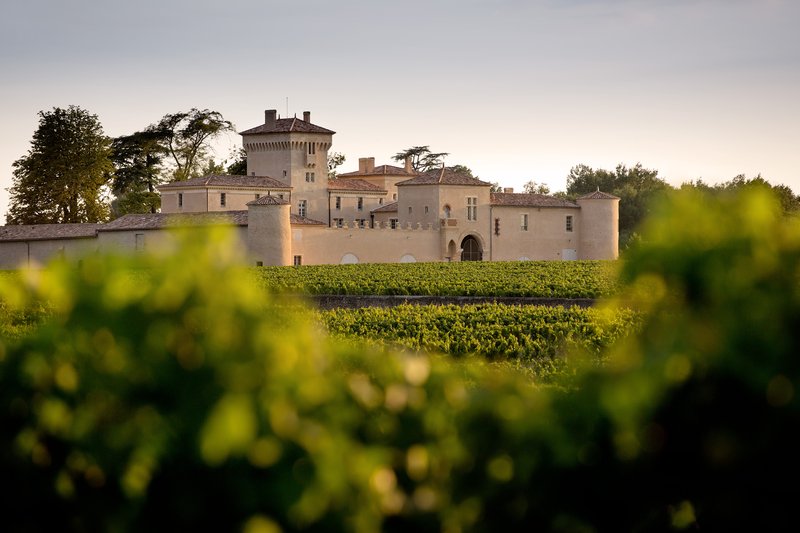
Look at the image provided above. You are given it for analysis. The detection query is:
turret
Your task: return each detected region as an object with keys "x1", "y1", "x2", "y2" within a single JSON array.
[
  {"x1": 246, "y1": 195, "x2": 291, "y2": 266},
  {"x1": 577, "y1": 190, "x2": 619, "y2": 259}
]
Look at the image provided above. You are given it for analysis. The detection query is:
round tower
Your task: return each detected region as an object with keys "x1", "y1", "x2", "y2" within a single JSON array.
[
  {"x1": 246, "y1": 195, "x2": 292, "y2": 266},
  {"x1": 577, "y1": 190, "x2": 620, "y2": 260}
]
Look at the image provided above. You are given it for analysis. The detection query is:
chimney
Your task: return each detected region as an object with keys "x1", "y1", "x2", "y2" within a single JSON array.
[
  {"x1": 264, "y1": 109, "x2": 277, "y2": 128},
  {"x1": 404, "y1": 156, "x2": 413, "y2": 173},
  {"x1": 358, "y1": 157, "x2": 375, "y2": 173},
  {"x1": 303, "y1": 111, "x2": 311, "y2": 122},
  {"x1": 503, "y1": 187, "x2": 514, "y2": 193}
]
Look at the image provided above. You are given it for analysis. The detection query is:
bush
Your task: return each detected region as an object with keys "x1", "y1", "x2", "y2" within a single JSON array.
[{"x1": 1, "y1": 187, "x2": 799, "y2": 531}]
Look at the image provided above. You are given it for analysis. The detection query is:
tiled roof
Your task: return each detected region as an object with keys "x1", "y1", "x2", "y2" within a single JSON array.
[
  {"x1": 371, "y1": 201, "x2": 398, "y2": 213},
  {"x1": 2, "y1": 210, "x2": 327, "y2": 242},
  {"x1": 158, "y1": 175, "x2": 290, "y2": 190},
  {"x1": 338, "y1": 164, "x2": 415, "y2": 177},
  {"x1": 579, "y1": 190, "x2": 619, "y2": 200},
  {"x1": 397, "y1": 167, "x2": 492, "y2": 187},
  {"x1": 0, "y1": 223, "x2": 102, "y2": 242},
  {"x1": 240, "y1": 117, "x2": 335, "y2": 135},
  {"x1": 491, "y1": 193, "x2": 579, "y2": 208},
  {"x1": 247, "y1": 195, "x2": 290, "y2": 206},
  {"x1": 290, "y1": 214, "x2": 326, "y2": 225},
  {"x1": 327, "y1": 178, "x2": 386, "y2": 192},
  {"x1": 99, "y1": 211, "x2": 249, "y2": 232}
]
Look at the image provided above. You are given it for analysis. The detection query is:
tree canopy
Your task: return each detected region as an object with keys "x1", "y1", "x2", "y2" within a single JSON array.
[
  {"x1": 327, "y1": 152, "x2": 346, "y2": 179},
  {"x1": 681, "y1": 174, "x2": 800, "y2": 215},
  {"x1": 109, "y1": 108, "x2": 235, "y2": 216},
  {"x1": 109, "y1": 130, "x2": 165, "y2": 217},
  {"x1": 225, "y1": 148, "x2": 248, "y2": 176},
  {"x1": 523, "y1": 180, "x2": 551, "y2": 195},
  {"x1": 566, "y1": 163, "x2": 671, "y2": 247},
  {"x1": 392, "y1": 146, "x2": 448, "y2": 173},
  {"x1": 7, "y1": 106, "x2": 113, "y2": 225},
  {"x1": 149, "y1": 108, "x2": 234, "y2": 182}
]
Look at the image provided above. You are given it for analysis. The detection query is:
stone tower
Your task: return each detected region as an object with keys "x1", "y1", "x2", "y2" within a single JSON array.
[
  {"x1": 246, "y1": 195, "x2": 292, "y2": 266},
  {"x1": 577, "y1": 190, "x2": 620, "y2": 259},
  {"x1": 240, "y1": 110, "x2": 335, "y2": 222}
]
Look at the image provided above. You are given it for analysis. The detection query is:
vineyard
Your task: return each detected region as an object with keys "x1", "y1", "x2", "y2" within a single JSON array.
[
  {"x1": 319, "y1": 303, "x2": 639, "y2": 379},
  {"x1": 256, "y1": 260, "x2": 618, "y2": 298}
]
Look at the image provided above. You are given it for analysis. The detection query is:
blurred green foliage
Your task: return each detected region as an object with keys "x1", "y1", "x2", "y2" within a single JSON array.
[{"x1": 1, "y1": 186, "x2": 799, "y2": 531}]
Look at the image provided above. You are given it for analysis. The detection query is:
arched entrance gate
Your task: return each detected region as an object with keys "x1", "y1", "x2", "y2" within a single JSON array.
[{"x1": 460, "y1": 235, "x2": 483, "y2": 261}]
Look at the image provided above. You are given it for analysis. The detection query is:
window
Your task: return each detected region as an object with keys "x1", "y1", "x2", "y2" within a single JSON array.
[
  {"x1": 390, "y1": 218, "x2": 399, "y2": 229},
  {"x1": 278, "y1": 194, "x2": 284, "y2": 199},
  {"x1": 135, "y1": 233, "x2": 145, "y2": 252},
  {"x1": 283, "y1": 170, "x2": 287, "y2": 178},
  {"x1": 408, "y1": 206, "x2": 413, "y2": 215},
  {"x1": 335, "y1": 196, "x2": 341, "y2": 210},
  {"x1": 305, "y1": 172, "x2": 315, "y2": 183},
  {"x1": 307, "y1": 143, "x2": 315, "y2": 155},
  {"x1": 379, "y1": 198, "x2": 384, "y2": 205},
  {"x1": 357, "y1": 197, "x2": 363, "y2": 211},
  {"x1": 357, "y1": 219, "x2": 366, "y2": 228},
  {"x1": 220, "y1": 192, "x2": 226, "y2": 207},
  {"x1": 178, "y1": 193, "x2": 183, "y2": 208},
  {"x1": 393, "y1": 193, "x2": 397, "y2": 201},
  {"x1": 467, "y1": 197, "x2": 478, "y2": 221},
  {"x1": 566, "y1": 215, "x2": 573, "y2": 232},
  {"x1": 256, "y1": 261, "x2": 263, "y2": 267},
  {"x1": 333, "y1": 218, "x2": 343, "y2": 228},
  {"x1": 521, "y1": 214, "x2": 528, "y2": 231},
  {"x1": 293, "y1": 255, "x2": 302, "y2": 266},
  {"x1": 298, "y1": 200, "x2": 307, "y2": 217},
  {"x1": 425, "y1": 206, "x2": 429, "y2": 214},
  {"x1": 443, "y1": 205, "x2": 451, "y2": 218},
  {"x1": 255, "y1": 193, "x2": 261, "y2": 200}
]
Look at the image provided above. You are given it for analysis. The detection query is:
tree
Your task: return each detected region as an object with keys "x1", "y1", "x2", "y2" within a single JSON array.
[
  {"x1": 327, "y1": 152, "x2": 346, "y2": 179},
  {"x1": 566, "y1": 162, "x2": 672, "y2": 247},
  {"x1": 447, "y1": 164, "x2": 473, "y2": 177},
  {"x1": 392, "y1": 146, "x2": 448, "y2": 173},
  {"x1": 149, "y1": 108, "x2": 234, "y2": 182},
  {"x1": 522, "y1": 180, "x2": 551, "y2": 195},
  {"x1": 109, "y1": 129, "x2": 165, "y2": 217},
  {"x1": 682, "y1": 174, "x2": 800, "y2": 215},
  {"x1": 226, "y1": 148, "x2": 247, "y2": 175},
  {"x1": 7, "y1": 106, "x2": 112, "y2": 224}
]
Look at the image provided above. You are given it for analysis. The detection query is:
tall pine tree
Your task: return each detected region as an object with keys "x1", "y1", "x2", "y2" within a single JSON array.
[{"x1": 7, "y1": 106, "x2": 112, "y2": 224}]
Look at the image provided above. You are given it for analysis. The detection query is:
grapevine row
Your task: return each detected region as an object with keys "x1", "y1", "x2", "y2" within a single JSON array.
[
  {"x1": 257, "y1": 260, "x2": 618, "y2": 298},
  {"x1": 319, "y1": 303, "x2": 640, "y2": 378}
]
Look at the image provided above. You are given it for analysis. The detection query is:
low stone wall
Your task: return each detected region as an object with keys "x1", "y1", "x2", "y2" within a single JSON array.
[{"x1": 310, "y1": 294, "x2": 595, "y2": 309}]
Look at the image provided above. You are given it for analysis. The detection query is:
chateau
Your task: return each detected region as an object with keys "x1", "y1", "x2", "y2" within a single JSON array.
[{"x1": 0, "y1": 109, "x2": 619, "y2": 268}]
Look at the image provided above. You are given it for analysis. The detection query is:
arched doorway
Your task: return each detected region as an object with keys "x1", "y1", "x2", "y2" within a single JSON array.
[{"x1": 460, "y1": 235, "x2": 483, "y2": 261}]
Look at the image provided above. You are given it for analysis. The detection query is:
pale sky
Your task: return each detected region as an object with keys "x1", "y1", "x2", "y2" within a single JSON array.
[{"x1": 1, "y1": 0, "x2": 798, "y2": 220}]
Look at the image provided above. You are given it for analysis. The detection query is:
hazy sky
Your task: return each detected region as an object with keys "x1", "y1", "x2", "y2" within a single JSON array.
[{"x1": 1, "y1": 0, "x2": 798, "y2": 219}]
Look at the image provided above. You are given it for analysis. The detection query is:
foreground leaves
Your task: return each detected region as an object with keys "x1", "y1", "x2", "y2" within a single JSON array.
[{"x1": 1, "y1": 186, "x2": 799, "y2": 531}]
